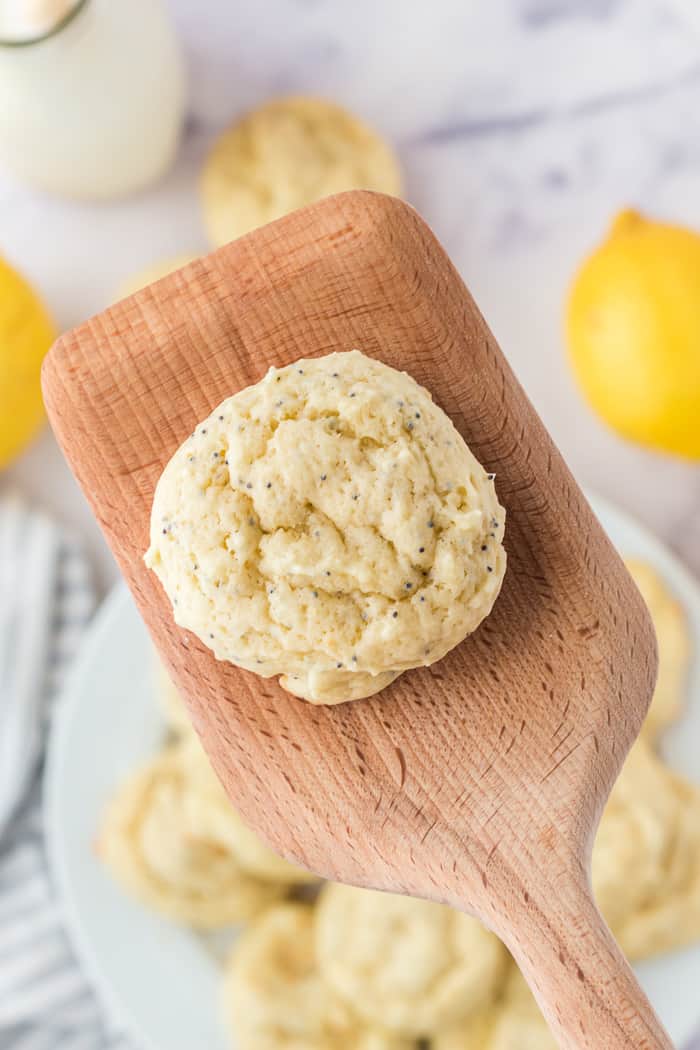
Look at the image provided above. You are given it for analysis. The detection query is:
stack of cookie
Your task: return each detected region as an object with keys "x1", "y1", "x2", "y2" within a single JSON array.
[
  {"x1": 98, "y1": 559, "x2": 700, "y2": 1049},
  {"x1": 224, "y1": 890, "x2": 506, "y2": 1050}
]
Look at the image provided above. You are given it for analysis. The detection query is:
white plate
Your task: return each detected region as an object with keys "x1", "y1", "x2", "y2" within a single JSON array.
[{"x1": 44, "y1": 492, "x2": 700, "y2": 1050}]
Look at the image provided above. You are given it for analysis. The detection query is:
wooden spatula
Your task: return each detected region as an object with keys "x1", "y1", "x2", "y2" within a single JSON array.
[{"x1": 43, "y1": 191, "x2": 670, "y2": 1049}]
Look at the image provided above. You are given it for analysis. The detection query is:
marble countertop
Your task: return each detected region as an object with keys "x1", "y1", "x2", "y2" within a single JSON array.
[{"x1": 1, "y1": 0, "x2": 699, "y2": 593}]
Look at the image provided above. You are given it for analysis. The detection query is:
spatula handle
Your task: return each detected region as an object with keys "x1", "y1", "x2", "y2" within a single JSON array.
[{"x1": 504, "y1": 875, "x2": 674, "y2": 1049}]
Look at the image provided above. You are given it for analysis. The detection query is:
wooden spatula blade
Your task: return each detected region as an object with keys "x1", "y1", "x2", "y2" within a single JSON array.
[{"x1": 43, "y1": 191, "x2": 667, "y2": 1050}]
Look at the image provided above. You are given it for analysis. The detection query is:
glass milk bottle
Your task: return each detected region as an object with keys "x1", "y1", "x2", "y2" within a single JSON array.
[{"x1": 0, "y1": 0, "x2": 185, "y2": 199}]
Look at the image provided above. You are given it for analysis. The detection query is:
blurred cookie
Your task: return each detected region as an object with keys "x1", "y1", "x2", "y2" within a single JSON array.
[
  {"x1": 180, "y1": 734, "x2": 317, "y2": 885},
  {"x1": 97, "y1": 748, "x2": 286, "y2": 928},
  {"x1": 222, "y1": 903, "x2": 412, "y2": 1050},
  {"x1": 434, "y1": 964, "x2": 556, "y2": 1050},
  {"x1": 593, "y1": 742, "x2": 671, "y2": 936},
  {"x1": 612, "y1": 763, "x2": 700, "y2": 961},
  {"x1": 625, "y1": 558, "x2": 691, "y2": 743},
  {"x1": 593, "y1": 740, "x2": 700, "y2": 959},
  {"x1": 115, "y1": 254, "x2": 198, "y2": 300},
  {"x1": 315, "y1": 884, "x2": 506, "y2": 1038},
  {"x1": 431, "y1": 1006, "x2": 497, "y2": 1049},
  {"x1": 201, "y1": 96, "x2": 402, "y2": 246}
]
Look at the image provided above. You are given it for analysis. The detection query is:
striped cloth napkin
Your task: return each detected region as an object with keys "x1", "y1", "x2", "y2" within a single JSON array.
[{"x1": 0, "y1": 497, "x2": 134, "y2": 1050}]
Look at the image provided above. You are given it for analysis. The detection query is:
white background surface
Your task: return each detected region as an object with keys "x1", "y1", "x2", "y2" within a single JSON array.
[{"x1": 0, "y1": 0, "x2": 699, "y2": 593}]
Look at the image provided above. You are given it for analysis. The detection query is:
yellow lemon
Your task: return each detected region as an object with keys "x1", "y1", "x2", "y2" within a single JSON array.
[
  {"x1": 0, "y1": 256, "x2": 55, "y2": 468},
  {"x1": 566, "y1": 209, "x2": 700, "y2": 460}
]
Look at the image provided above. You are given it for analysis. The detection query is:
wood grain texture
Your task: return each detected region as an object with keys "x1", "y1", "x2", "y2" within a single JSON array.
[{"x1": 43, "y1": 191, "x2": 670, "y2": 1048}]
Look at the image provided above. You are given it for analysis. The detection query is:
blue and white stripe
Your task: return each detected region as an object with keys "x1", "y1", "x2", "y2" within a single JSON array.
[{"x1": 0, "y1": 499, "x2": 136, "y2": 1050}]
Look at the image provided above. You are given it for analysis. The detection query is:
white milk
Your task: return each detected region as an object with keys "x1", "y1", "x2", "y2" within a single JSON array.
[{"x1": 0, "y1": 0, "x2": 185, "y2": 199}]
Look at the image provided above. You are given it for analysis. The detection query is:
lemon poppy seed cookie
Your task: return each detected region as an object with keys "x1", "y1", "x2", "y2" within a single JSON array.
[
  {"x1": 201, "y1": 96, "x2": 401, "y2": 246},
  {"x1": 97, "y1": 749, "x2": 286, "y2": 928},
  {"x1": 180, "y1": 734, "x2": 317, "y2": 885},
  {"x1": 315, "y1": 884, "x2": 507, "y2": 1037},
  {"x1": 434, "y1": 965, "x2": 558, "y2": 1050},
  {"x1": 624, "y1": 558, "x2": 690, "y2": 743},
  {"x1": 431, "y1": 1006, "x2": 498, "y2": 1050},
  {"x1": 145, "y1": 350, "x2": 506, "y2": 704},
  {"x1": 593, "y1": 740, "x2": 700, "y2": 960},
  {"x1": 222, "y1": 903, "x2": 415, "y2": 1050}
]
